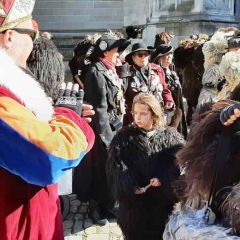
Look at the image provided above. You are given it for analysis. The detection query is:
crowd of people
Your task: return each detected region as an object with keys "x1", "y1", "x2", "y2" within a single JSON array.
[
  {"x1": 69, "y1": 24, "x2": 240, "y2": 239},
  {"x1": 2, "y1": 0, "x2": 240, "y2": 240}
]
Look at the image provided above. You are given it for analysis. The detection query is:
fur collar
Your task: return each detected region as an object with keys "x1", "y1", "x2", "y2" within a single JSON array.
[{"x1": 0, "y1": 48, "x2": 54, "y2": 122}]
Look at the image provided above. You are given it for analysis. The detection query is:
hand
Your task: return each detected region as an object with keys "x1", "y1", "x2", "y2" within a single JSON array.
[
  {"x1": 55, "y1": 82, "x2": 84, "y2": 116},
  {"x1": 150, "y1": 178, "x2": 161, "y2": 187},
  {"x1": 134, "y1": 188, "x2": 146, "y2": 195},
  {"x1": 82, "y1": 104, "x2": 95, "y2": 123},
  {"x1": 165, "y1": 101, "x2": 174, "y2": 110},
  {"x1": 220, "y1": 103, "x2": 240, "y2": 126}
]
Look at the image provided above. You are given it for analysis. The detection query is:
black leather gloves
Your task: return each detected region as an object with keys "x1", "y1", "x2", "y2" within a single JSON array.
[
  {"x1": 55, "y1": 82, "x2": 84, "y2": 116},
  {"x1": 220, "y1": 103, "x2": 240, "y2": 125}
]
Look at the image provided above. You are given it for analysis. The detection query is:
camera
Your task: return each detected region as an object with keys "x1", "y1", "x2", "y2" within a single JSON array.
[{"x1": 110, "y1": 117, "x2": 122, "y2": 131}]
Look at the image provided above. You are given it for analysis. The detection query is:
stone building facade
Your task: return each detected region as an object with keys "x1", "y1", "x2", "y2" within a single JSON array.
[
  {"x1": 33, "y1": 0, "x2": 240, "y2": 57},
  {"x1": 138, "y1": 0, "x2": 240, "y2": 46},
  {"x1": 33, "y1": 0, "x2": 124, "y2": 58}
]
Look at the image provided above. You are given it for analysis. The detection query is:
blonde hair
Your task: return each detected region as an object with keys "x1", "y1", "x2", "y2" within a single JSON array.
[{"x1": 132, "y1": 93, "x2": 164, "y2": 129}]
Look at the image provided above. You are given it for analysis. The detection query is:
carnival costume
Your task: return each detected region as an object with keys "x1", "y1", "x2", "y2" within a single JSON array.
[
  {"x1": 0, "y1": 47, "x2": 94, "y2": 239},
  {"x1": 198, "y1": 31, "x2": 228, "y2": 106},
  {"x1": 163, "y1": 100, "x2": 240, "y2": 239},
  {"x1": 218, "y1": 49, "x2": 240, "y2": 100},
  {"x1": 123, "y1": 42, "x2": 173, "y2": 126},
  {"x1": 106, "y1": 125, "x2": 185, "y2": 240},
  {"x1": 154, "y1": 44, "x2": 188, "y2": 138},
  {"x1": 73, "y1": 31, "x2": 130, "y2": 223}
]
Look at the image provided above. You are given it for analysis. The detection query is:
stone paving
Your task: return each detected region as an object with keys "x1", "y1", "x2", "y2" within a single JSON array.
[
  {"x1": 63, "y1": 194, "x2": 123, "y2": 240},
  {"x1": 62, "y1": 64, "x2": 123, "y2": 239}
]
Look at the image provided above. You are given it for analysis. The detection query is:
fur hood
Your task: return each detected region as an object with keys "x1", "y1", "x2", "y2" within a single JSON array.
[
  {"x1": 202, "y1": 31, "x2": 228, "y2": 70},
  {"x1": 0, "y1": 48, "x2": 54, "y2": 122},
  {"x1": 218, "y1": 50, "x2": 240, "y2": 100}
]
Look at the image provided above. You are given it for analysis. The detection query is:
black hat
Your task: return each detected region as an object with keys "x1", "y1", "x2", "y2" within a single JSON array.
[
  {"x1": 86, "y1": 32, "x2": 130, "y2": 63},
  {"x1": 227, "y1": 35, "x2": 240, "y2": 49},
  {"x1": 153, "y1": 44, "x2": 173, "y2": 63},
  {"x1": 125, "y1": 41, "x2": 155, "y2": 64},
  {"x1": 126, "y1": 26, "x2": 143, "y2": 39}
]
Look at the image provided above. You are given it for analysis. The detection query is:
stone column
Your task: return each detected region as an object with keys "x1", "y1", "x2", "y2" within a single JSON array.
[{"x1": 228, "y1": 0, "x2": 235, "y2": 15}]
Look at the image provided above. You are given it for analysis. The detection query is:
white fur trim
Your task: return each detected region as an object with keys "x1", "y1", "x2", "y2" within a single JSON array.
[
  {"x1": 202, "y1": 32, "x2": 228, "y2": 69},
  {"x1": 163, "y1": 202, "x2": 239, "y2": 240},
  {"x1": 0, "y1": 48, "x2": 54, "y2": 122},
  {"x1": 218, "y1": 50, "x2": 240, "y2": 100}
]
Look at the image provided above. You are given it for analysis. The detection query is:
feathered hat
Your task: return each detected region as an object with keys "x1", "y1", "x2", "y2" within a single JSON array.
[
  {"x1": 84, "y1": 29, "x2": 130, "y2": 64},
  {"x1": 0, "y1": 0, "x2": 35, "y2": 32},
  {"x1": 178, "y1": 33, "x2": 209, "y2": 49}
]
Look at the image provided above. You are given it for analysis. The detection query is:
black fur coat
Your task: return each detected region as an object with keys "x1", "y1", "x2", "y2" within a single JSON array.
[{"x1": 106, "y1": 126, "x2": 185, "y2": 240}]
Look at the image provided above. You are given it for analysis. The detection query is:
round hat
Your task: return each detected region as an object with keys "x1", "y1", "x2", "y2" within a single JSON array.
[
  {"x1": 86, "y1": 31, "x2": 130, "y2": 62},
  {"x1": 125, "y1": 41, "x2": 155, "y2": 64},
  {"x1": 153, "y1": 44, "x2": 173, "y2": 63}
]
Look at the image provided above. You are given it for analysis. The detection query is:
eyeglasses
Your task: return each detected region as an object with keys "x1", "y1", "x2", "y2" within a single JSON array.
[
  {"x1": 2, "y1": 28, "x2": 39, "y2": 43},
  {"x1": 134, "y1": 52, "x2": 149, "y2": 58}
]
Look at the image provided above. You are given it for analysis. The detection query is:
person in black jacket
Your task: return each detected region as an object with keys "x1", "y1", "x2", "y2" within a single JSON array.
[
  {"x1": 154, "y1": 44, "x2": 188, "y2": 138},
  {"x1": 73, "y1": 31, "x2": 130, "y2": 225},
  {"x1": 106, "y1": 93, "x2": 185, "y2": 240}
]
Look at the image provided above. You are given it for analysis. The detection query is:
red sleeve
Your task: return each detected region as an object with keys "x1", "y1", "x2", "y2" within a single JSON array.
[
  {"x1": 159, "y1": 68, "x2": 174, "y2": 103},
  {"x1": 54, "y1": 107, "x2": 95, "y2": 152}
]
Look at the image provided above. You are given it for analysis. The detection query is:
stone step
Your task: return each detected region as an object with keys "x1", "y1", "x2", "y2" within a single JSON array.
[{"x1": 49, "y1": 29, "x2": 123, "y2": 60}]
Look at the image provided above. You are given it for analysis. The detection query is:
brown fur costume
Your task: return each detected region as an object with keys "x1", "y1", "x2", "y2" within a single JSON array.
[
  {"x1": 173, "y1": 44, "x2": 204, "y2": 125},
  {"x1": 164, "y1": 100, "x2": 240, "y2": 239}
]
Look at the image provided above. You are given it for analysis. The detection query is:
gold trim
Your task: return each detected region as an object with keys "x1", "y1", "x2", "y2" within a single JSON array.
[
  {"x1": 0, "y1": 0, "x2": 3, "y2": 9},
  {"x1": 0, "y1": 15, "x2": 32, "y2": 32}
]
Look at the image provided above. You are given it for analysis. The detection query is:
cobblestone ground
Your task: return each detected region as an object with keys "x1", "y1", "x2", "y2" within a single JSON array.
[
  {"x1": 62, "y1": 63, "x2": 123, "y2": 239},
  {"x1": 63, "y1": 194, "x2": 123, "y2": 240}
]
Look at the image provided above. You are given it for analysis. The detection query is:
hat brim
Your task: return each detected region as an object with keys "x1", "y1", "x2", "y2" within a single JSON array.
[
  {"x1": 153, "y1": 46, "x2": 173, "y2": 63},
  {"x1": 125, "y1": 48, "x2": 155, "y2": 64},
  {"x1": 88, "y1": 38, "x2": 130, "y2": 61},
  {"x1": 118, "y1": 39, "x2": 131, "y2": 54}
]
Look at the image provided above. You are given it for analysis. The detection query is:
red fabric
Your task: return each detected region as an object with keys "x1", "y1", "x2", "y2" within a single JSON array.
[
  {"x1": 0, "y1": 86, "x2": 64, "y2": 240},
  {"x1": 151, "y1": 63, "x2": 174, "y2": 103},
  {"x1": 54, "y1": 107, "x2": 95, "y2": 152},
  {"x1": 0, "y1": 169, "x2": 63, "y2": 240},
  {"x1": 0, "y1": 86, "x2": 22, "y2": 104},
  {"x1": 98, "y1": 57, "x2": 116, "y2": 73},
  {"x1": 0, "y1": 0, "x2": 15, "y2": 25}
]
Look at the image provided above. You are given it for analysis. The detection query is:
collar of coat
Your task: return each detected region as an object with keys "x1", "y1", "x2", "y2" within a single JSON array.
[
  {"x1": 0, "y1": 47, "x2": 54, "y2": 122},
  {"x1": 130, "y1": 62, "x2": 163, "y2": 73},
  {"x1": 94, "y1": 61, "x2": 107, "y2": 71}
]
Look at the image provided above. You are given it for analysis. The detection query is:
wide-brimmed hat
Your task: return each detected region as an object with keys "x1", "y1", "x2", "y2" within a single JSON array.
[
  {"x1": 86, "y1": 31, "x2": 130, "y2": 62},
  {"x1": 227, "y1": 35, "x2": 240, "y2": 49},
  {"x1": 125, "y1": 42, "x2": 155, "y2": 64},
  {"x1": 153, "y1": 44, "x2": 173, "y2": 63},
  {"x1": 0, "y1": 0, "x2": 35, "y2": 32}
]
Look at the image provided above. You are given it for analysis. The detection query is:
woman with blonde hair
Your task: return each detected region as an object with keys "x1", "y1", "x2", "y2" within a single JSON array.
[{"x1": 106, "y1": 93, "x2": 185, "y2": 240}]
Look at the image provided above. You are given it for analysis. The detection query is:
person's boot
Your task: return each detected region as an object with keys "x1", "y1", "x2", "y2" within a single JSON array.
[
  {"x1": 103, "y1": 201, "x2": 119, "y2": 219},
  {"x1": 89, "y1": 200, "x2": 108, "y2": 226}
]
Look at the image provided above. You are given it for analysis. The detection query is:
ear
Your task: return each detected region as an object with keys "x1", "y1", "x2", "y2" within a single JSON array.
[
  {"x1": 1, "y1": 30, "x2": 15, "y2": 49},
  {"x1": 103, "y1": 51, "x2": 108, "y2": 57}
]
